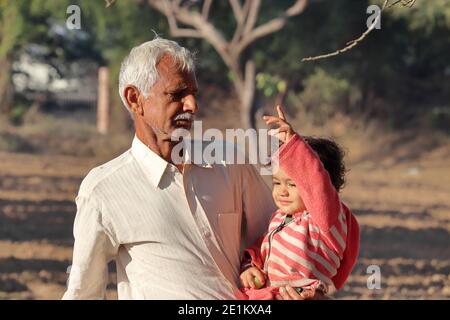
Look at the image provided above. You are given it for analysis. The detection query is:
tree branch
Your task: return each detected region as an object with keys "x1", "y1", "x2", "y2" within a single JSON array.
[
  {"x1": 202, "y1": 0, "x2": 213, "y2": 20},
  {"x1": 231, "y1": 0, "x2": 251, "y2": 45},
  {"x1": 150, "y1": 0, "x2": 202, "y2": 38},
  {"x1": 301, "y1": 0, "x2": 416, "y2": 62},
  {"x1": 105, "y1": 0, "x2": 116, "y2": 8},
  {"x1": 234, "y1": 0, "x2": 308, "y2": 56},
  {"x1": 229, "y1": 0, "x2": 243, "y2": 22},
  {"x1": 149, "y1": 0, "x2": 233, "y2": 67},
  {"x1": 387, "y1": 0, "x2": 416, "y2": 8},
  {"x1": 242, "y1": 0, "x2": 261, "y2": 36}
]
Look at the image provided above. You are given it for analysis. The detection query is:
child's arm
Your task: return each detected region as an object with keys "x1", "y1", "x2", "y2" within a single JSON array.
[
  {"x1": 240, "y1": 266, "x2": 266, "y2": 289},
  {"x1": 239, "y1": 235, "x2": 266, "y2": 289},
  {"x1": 264, "y1": 106, "x2": 345, "y2": 235},
  {"x1": 241, "y1": 234, "x2": 265, "y2": 271},
  {"x1": 276, "y1": 133, "x2": 343, "y2": 232},
  {"x1": 265, "y1": 106, "x2": 359, "y2": 291}
]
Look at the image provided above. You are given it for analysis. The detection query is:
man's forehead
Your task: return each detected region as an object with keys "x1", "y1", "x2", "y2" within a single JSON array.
[
  {"x1": 161, "y1": 75, "x2": 197, "y2": 91},
  {"x1": 157, "y1": 54, "x2": 194, "y2": 76},
  {"x1": 156, "y1": 55, "x2": 197, "y2": 89},
  {"x1": 157, "y1": 54, "x2": 179, "y2": 69},
  {"x1": 160, "y1": 70, "x2": 197, "y2": 90}
]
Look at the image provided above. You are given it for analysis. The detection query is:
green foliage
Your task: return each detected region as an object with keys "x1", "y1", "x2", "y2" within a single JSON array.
[
  {"x1": 1, "y1": 0, "x2": 449, "y2": 132},
  {"x1": 227, "y1": 71, "x2": 236, "y2": 82},
  {"x1": 9, "y1": 104, "x2": 27, "y2": 126},
  {"x1": 381, "y1": 0, "x2": 450, "y2": 32},
  {"x1": 289, "y1": 68, "x2": 358, "y2": 125},
  {"x1": 256, "y1": 73, "x2": 287, "y2": 98},
  {"x1": 0, "y1": 0, "x2": 74, "y2": 56},
  {"x1": 1, "y1": 0, "x2": 168, "y2": 126},
  {"x1": 0, "y1": 0, "x2": 24, "y2": 58}
]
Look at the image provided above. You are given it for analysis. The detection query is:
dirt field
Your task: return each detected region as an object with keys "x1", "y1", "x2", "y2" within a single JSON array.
[{"x1": 0, "y1": 116, "x2": 449, "y2": 299}]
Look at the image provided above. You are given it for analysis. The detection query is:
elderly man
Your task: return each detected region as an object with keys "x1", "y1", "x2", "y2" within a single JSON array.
[
  {"x1": 62, "y1": 37, "x2": 328, "y2": 300},
  {"x1": 62, "y1": 37, "x2": 278, "y2": 300}
]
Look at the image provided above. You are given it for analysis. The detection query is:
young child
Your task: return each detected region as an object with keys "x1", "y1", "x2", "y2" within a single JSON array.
[{"x1": 239, "y1": 106, "x2": 360, "y2": 300}]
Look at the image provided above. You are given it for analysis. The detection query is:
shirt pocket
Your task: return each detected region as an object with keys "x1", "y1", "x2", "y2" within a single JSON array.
[{"x1": 217, "y1": 212, "x2": 241, "y2": 266}]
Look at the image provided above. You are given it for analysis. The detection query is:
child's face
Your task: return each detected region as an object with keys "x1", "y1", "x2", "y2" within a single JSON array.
[{"x1": 272, "y1": 168, "x2": 305, "y2": 215}]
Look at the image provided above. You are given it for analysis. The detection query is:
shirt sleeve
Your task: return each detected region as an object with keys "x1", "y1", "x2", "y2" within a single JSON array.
[
  {"x1": 62, "y1": 194, "x2": 119, "y2": 300},
  {"x1": 240, "y1": 164, "x2": 277, "y2": 251}
]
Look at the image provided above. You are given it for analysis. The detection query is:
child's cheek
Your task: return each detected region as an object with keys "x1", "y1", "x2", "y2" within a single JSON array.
[{"x1": 272, "y1": 186, "x2": 278, "y2": 198}]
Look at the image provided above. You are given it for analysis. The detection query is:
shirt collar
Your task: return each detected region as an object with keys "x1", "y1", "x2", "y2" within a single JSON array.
[
  {"x1": 131, "y1": 135, "x2": 169, "y2": 188},
  {"x1": 131, "y1": 135, "x2": 212, "y2": 188}
]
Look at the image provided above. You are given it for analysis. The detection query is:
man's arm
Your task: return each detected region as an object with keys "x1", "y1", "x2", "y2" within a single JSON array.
[{"x1": 62, "y1": 194, "x2": 118, "y2": 300}]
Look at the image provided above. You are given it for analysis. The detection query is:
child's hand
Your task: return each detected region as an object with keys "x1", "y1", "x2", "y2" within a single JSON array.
[
  {"x1": 263, "y1": 105, "x2": 295, "y2": 144},
  {"x1": 240, "y1": 267, "x2": 266, "y2": 289}
]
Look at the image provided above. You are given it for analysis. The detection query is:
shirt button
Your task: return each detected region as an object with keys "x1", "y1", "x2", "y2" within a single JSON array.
[{"x1": 204, "y1": 231, "x2": 211, "y2": 238}]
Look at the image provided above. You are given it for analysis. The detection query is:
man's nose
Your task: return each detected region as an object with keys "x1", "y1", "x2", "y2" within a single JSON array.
[{"x1": 183, "y1": 94, "x2": 198, "y2": 114}]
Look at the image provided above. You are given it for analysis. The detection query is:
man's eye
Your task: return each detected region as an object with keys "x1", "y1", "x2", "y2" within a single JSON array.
[
  {"x1": 288, "y1": 183, "x2": 296, "y2": 187},
  {"x1": 273, "y1": 182, "x2": 280, "y2": 185},
  {"x1": 169, "y1": 92, "x2": 183, "y2": 100}
]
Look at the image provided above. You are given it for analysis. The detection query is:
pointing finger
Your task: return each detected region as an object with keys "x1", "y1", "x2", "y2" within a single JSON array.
[
  {"x1": 276, "y1": 105, "x2": 286, "y2": 121},
  {"x1": 263, "y1": 116, "x2": 287, "y2": 126}
]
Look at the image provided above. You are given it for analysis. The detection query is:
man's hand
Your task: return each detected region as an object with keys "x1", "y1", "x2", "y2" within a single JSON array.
[
  {"x1": 240, "y1": 267, "x2": 266, "y2": 289},
  {"x1": 275, "y1": 285, "x2": 333, "y2": 300},
  {"x1": 263, "y1": 105, "x2": 295, "y2": 145}
]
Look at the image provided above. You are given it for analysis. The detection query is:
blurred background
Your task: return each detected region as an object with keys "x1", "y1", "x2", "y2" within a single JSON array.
[{"x1": 0, "y1": 0, "x2": 449, "y2": 299}]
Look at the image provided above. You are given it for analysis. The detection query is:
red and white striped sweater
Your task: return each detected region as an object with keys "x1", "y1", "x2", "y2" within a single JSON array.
[{"x1": 243, "y1": 134, "x2": 360, "y2": 291}]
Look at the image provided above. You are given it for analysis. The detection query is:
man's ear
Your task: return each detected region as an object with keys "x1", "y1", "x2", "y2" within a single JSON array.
[{"x1": 124, "y1": 85, "x2": 144, "y2": 116}]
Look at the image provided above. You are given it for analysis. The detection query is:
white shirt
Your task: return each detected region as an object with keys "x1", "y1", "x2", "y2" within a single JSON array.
[{"x1": 62, "y1": 135, "x2": 276, "y2": 299}]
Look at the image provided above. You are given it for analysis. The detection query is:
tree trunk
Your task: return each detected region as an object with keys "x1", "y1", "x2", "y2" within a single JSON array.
[
  {"x1": 232, "y1": 59, "x2": 261, "y2": 163},
  {"x1": 0, "y1": 56, "x2": 13, "y2": 115},
  {"x1": 234, "y1": 59, "x2": 256, "y2": 129}
]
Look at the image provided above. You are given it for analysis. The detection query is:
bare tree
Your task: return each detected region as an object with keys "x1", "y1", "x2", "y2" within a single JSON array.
[
  {"x1": 106, "y1": 0, "x2": 416, "y2": 128},
  {"x1": 146, "y1": 0, "x2": 308, "y2": 129}
]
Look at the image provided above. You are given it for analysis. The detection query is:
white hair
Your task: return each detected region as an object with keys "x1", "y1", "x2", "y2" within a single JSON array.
[{"x1": 118, "y1": 37, "x2": 196, "y2": 115}]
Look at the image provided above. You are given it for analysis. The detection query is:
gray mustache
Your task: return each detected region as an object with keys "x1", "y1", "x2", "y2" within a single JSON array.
[{"x1": 174, "y1": 113, "x2": 194, "y2": 121}]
